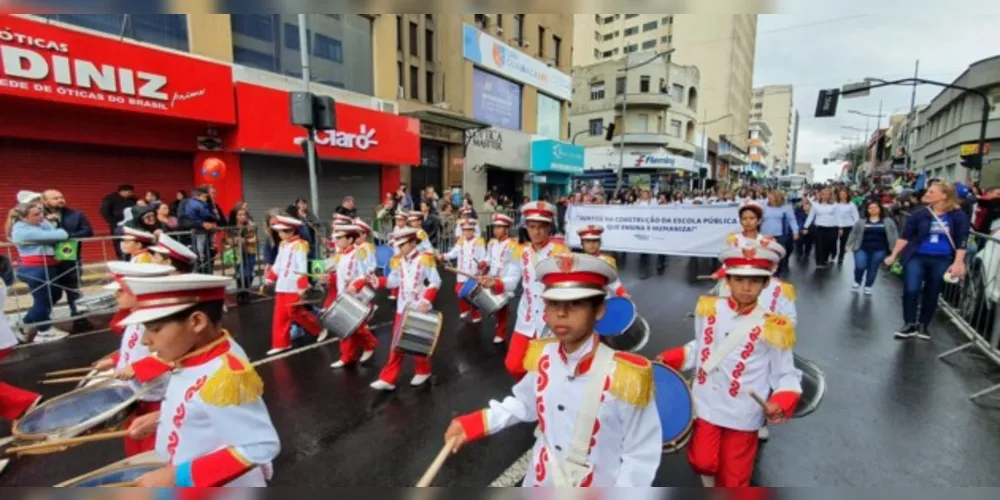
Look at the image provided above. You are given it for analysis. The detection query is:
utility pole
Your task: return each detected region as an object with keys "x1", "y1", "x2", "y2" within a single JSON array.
[
  {"x1": 298, "y1": 14, "x2": 321, "y2": 218},
  {"x1": 903, "y1": 60, "x2": 919, "y2": 171}
]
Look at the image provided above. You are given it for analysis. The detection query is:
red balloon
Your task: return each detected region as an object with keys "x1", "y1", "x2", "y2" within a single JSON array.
[{"x1": 201, "y1": 157, "x2": 226, "y2": 183}]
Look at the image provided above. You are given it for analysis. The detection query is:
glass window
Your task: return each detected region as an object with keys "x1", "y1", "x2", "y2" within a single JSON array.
[
  {"x1": 426, "y1": 71, "x2": 434, "y2": 102},
  {"x1": 639, "y1": 76, "x2": 650, "y2": 93},
  {"x1": 671, "y1": 84, "x2": 684, "y2": 101},
  {"x1": 537, "y1": 26, "x2": 545, "y2": 57},
  {"x1": 624, "y1": 26, "x2": 638, "y2": 36},
  {"x1": 603, "y1": 15, "x2": 615, "y2": 23},
  {"x1": 625, "y1": 14, "x2": 639, "y2": 19},
  {"x1": 616, "y1": 77, "x2": 626, "y2": 95},
  {"x1": 553, "y1": 36, "x2": 561, "y2": 66},
  {"x1": 537, "y1": 93, "x2": 562, "y2": 139},
  {"x1": 410, "y1": 65, "x2": 419, "y2": 100},
  {"x1": 397, "y1": 61, "x2": 404, "y2": 88},
  {"x1": 637, "y1": 114, "x2": 649, "y2": 132},
  {"x1": 409, "y1": 21, "x2": 418, "y2": 56},
  {"x1": 425, "y1": 29, "x2": 434, "y2": 61},
  {"x1": 396, "y1": 15, "x2": 403, "y2": 51},
  {"x1": 41, "y1": 14, "x2": 190, "y2": 52},
  {"x1": 234, "y1": 46, "x2": 275, "y2": 71},
  {"x1": 314, "y1": 34, "x2": 343, "y2": 62},
  {"x1": 284, "y1": 23, "x2": 311, "y2": 51},
  {"x1": 589, "y1": 118, "x2": 604, "y2": 136},
  {"x1": 642, "y1": 21, "x2": 658, "y2": 32},
  {"x1": 602, "y1": 50, "x2": 614, "y2": 58},
  {"x1": 641, "y1": 39, "x2": 656, "y2": 50},
  {"x1": 590, "y1": 82, "x2": 605, "y2": 101},
  {"x1": 625, "y1": 44, "x2": 638, "y2": 54},
  {"x1": 514, "y1": 14, "x2": 524, "y2": 41},
  {"x1": 669, "y1": 119, "x2": 682, "y2": 137}
]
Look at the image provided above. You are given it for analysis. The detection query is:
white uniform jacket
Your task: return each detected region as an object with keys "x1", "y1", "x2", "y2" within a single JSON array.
[
  {"x1": 155, "y1": 334, "x2": 280, "y2": 487},
  {"x1": 379, "y1": 250, "x2": 442, "y2": 314},
  {"x1": 328, "y1": 245, "x2": 367, "y2": 294},
  {"x1": 454, "y1": 220, "x2": 482, "y2": 239},
  {"x1": 265, "y1": 238, "x2": 310, "y2": 293},
  {"x1": 501, "y1": 241, "x2": 570, "y2": 338},
  {"x1": 717, "y1": 278, "x2": 797, "y2": 324},
  {"x1": 113, "y1": 323, "x2": 168, "y2": 401},
  {"x1": 443, "y1": 237, "x2": 486, "y2": 284},
  {"x1": 669, "y1": 297, "x2": 801, "y2": 431},
  {"x1": 485, "y1": 237, "x2": 516, "y2": 278},
  {"x1": 456, "y1": 337, "x2": 661, "y2": 487}
]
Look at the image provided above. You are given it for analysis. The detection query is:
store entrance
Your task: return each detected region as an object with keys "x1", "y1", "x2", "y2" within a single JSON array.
[{"x1": 486, "y1": 168, "x2": 524, "y2": 205}]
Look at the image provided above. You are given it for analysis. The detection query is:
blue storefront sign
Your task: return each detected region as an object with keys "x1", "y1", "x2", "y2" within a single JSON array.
[{"x1": 531, "y1": 140, "x2": 584, "y2": 175}]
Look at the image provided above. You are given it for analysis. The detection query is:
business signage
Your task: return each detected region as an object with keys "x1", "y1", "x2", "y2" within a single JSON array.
[
  {"x1": 0, "y1": 14, "x2": 235, "y2": 124},
  {"x1": 462, "y1": 23, "x2": 571, "y2": 101},
  {"x1": 584, "y1": 146, "x2": 703, "y2": 173},
  {"x1": 231, "y1": 83, "x2": 420, "y2": 165},
  {"x1": 531, "y1": 139, "x2": 584, "y2": 175},
  {"x1": 471, "y1": 68, "x2": 522, "y2": 130},
  {"x1": 465, "y1": 127, "x2": 531, "y2": 172}
]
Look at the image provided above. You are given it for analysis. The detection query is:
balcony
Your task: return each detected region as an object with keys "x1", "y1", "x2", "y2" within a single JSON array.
[
  {"x1": 668, "y1": 140, "x2": 696, "y2": 156},
  {"x1": 615, "y1": 92, "x2": 673, "y2": 109},
  {"x1": 613, "y1": 132, "x2": 671, "y2": 146}
]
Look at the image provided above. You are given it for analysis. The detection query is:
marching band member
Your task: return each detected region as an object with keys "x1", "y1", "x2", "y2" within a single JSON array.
[
  {"x1": 454, "y1": 207, "x2": 482, "y2": 239},
  {"x1": 353, "y1": 218, "x2": 378, "y2": 273},
  {"x1": 264, "y1": 215, "x2": 325, "y2": 355},
  {"x1": 328, "y1": 213, "x2": 353, "y2": 252},
  {"x1": 149, "y1": 233, "x2": 198, "y2": 273},
  {"x1": 480, "y1": 213, "x2": 517, "y2": 344},
  {"x1": 444, "y1": 253, "x2": 661, "y2": 487},
  {"x1": 499, "y1": 201, "x2": 569, "y2": 379},
  {"x1": 710, "y1": 202, "x2": 775, "y2": 280},
  {"x1": 91, "y1": 261, "x2": 175, "y2": 456},
  {"x1": 657, "y1": 242, "x2": 801, "y2": 487},
  {"x1": 120, "y1": 274, "x2": 280, "y2": 487},
  {"x1": 366, "y1": 228, "x2": 441, "y2": 391},
  {"x1": 443, "y1": 220, "x2": 486, "y2": 323},
  {"x1": 406, "y1": 211, "x2": 435, "y2": 253},
  {"x1": 576, "y1": 225, "x2": 630, "y2": 298},
  {"x1": 121, "y1": 227, "x2": 156, "y2": 264},
  {"x1": 327, "y1": 224, "x2": 379, "y2": 369}
]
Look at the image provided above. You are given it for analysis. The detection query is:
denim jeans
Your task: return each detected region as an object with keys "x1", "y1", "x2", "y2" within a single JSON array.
[
  {"x1": 902, "y1": 254, "x2": 953, "y2": 326},
  {"x1": 55, "y1": 261, "x2": 81, "y2": 315},
  {"x1": 853, "y1": 248, "x2": 887, "y2": 287},
  {"x1": 193, "y1": 232, "x2": 214, "y2": 274},
  {"x1": 16, "y1": 266, "x2": 63, "y2": 332},
  {"x1": 238, "y1": 254, "x2": 257, "y2": 290}
]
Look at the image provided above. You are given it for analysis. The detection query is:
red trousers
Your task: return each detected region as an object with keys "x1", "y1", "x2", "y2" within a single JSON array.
[
  {"x1": 0, "y1": 381, "x2": 40, "y2": 421},
  {"x1": 339, "y1": 323, "x2": 378, "y2": 363},
  {"x1": 454, "y1": 282, "x2": 482, "y2": 320},
  {"x1": 504, "y1": 332, "x2": 532, "y2": 380},
  {"x1": 688, "y1": 418, "x2": 759, "y2": 487},
  {"x1": 377, "y1": 313, "x2": 431, "y2": 385},
  {"x1": 123, "y1": 400, "x2": 161, "y2": 457},
  {"x1": 494, "y1": 307, "x2": 510, "y2": 340},
  {"x1": 271, "y1": 292, "x2": 323, "y2": 350}
]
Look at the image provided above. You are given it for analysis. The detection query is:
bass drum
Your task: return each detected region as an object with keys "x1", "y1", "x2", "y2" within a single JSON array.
[{"x1": 793, "y1": 354, "x2": 826, "y2": 418}]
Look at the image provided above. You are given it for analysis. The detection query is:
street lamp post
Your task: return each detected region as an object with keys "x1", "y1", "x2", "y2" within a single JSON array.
[
  {"x1": 614, "y1": 48, "x2": 676, "y2": 193},
  {"x1": 699, "y1": 111, "x2": 732, "y2": 190}
]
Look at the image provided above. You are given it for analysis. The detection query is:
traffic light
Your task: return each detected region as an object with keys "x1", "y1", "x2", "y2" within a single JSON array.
[
  {"x1": 814, "y1": 89, "x2": 840, "y2": 118},
  {"x1": 823, "y1": 158, "x2": 829, "y2": 165},
  {"x1": 604, "y1": 123, "x2": 616, "y2": 141},
  {"x1": 961, "y1": 155, "x2": 983, "y2": 169}
]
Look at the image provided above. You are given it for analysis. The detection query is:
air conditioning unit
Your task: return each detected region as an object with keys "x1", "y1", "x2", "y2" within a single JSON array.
[{"x1": 397, "y1": 86, "x2": 405, "y2": 99}]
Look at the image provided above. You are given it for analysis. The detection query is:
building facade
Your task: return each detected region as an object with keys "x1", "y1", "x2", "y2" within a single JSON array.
[
  {"x1": 750, "y1": 85, "x2": 796, "y2": 174},
  {"x1": 793, "y1": 162, "x2": 814, "y2": 182},
  {"x1": 914, "y1": 55, "x2": 1000, "y2": 183},
  {"x1": 573, "y1": 14, "x2": 757, "y2": 152}
]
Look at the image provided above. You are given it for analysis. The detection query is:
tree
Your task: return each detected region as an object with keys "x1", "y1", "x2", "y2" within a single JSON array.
[{"x1": 827, "y1": 143, "x2": 866, "y2": 176}]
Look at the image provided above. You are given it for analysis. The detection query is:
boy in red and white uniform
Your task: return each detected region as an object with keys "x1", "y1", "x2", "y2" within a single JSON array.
[
  {"x1": 353, "y1": 218, "x2": 378, "y2": 272},
  {"x1": 328, "y1": 213, "x2": 352, "y2": 253},
  {"x1": 577, "y1": 225, "x2": 630, "y2": 298},
  {"x1": 366, "y1": 228, "x2": 441, "y2": 390},
  {"x1": 454, "y1": 207, "x2": 482, "y2": 239},
  {"x1": 149, "y1": 233, "x2": 198, "y2": 273},
  {"x1": 445, "y1": 253, "x2": 661, "y2": 487},
  {"x1": 121, "y1": 274, "x2": 280, "y2": 487},
  {"x1": 710, "y1": 202, "x2": 775, "y2": 280},
  {"x1": 657, "y1": 242, "x2": 802, "y2": 487},
  {"x1": 388, "y1": 212, "x2": 408, "y2": 300},
  {"x1": 326, "y1": 224, "x2": 378, "y2": 369},
  {"x1": 443, "y1": 220, "x2": 486, "y2": 323},
  {"x1": 92, "y1": 261, "x2": 175, "y2": 456},
  {"x1": 497, "y1": 201, "x2": 569, "y2": 379},
  {"x1": 264, "y1": 215, "x2": 325, "y2": 355},
  {"x1": 480, "y1": 213, "x2": 517, "y2": 344},
  {"x1": 406, "y1": 211, "x2": 435, "y2": 253},
  {"x1": 121, "y1": 227, "x2": 156, "y2": 264}
]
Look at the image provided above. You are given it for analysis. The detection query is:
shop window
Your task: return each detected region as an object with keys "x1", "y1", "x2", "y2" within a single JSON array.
[
  {"x1": 314, "y1": 34, "x2": 343, "y2": 62},
  {"x1": 42, "y1": 14, "x2": 190, "y2": 52}
]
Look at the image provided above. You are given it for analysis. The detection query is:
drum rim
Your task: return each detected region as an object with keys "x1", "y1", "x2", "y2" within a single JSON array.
[
  {"x1": 628, "y1": 317, "x2": 651, "y2": 353},
  {"x1": 13, "y1": 381, "x2": 138, "y2": 442},
  {"x1": 323, "y1": 293, "x2": 368, "y2": 338},
  {"x1": 791, "y1": 355, "x2": 826, "y2": 419},
  {"x1": 458, "y1": 278, "x2": 479, "y2": 299},
  {"x1": 653, "y1": 361, "x2": 695, "y2": 450},
  {"x1": 56, "y1": 457, "x2": 168, "y2": 487},
  {"x1": 400, "y1": 309, "x2": 444, "y2": 357},
  {"x1": 597, "y1": 297, "x2": 637, "y2": 336}
]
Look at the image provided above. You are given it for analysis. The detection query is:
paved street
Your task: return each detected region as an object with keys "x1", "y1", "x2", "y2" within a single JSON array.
[{"x1": 2, "y1": 256, "x2": 1000, "y2": 487}]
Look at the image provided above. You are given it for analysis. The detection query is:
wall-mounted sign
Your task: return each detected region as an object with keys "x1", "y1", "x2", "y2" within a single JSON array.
[
  {"x1": 465, "y1": 127, "x2": 531, "y2": 172},
  {"x1": 471, "y1": 68, "x2": 522, "y2": 130},
  {"x1": 462, "y1": 23, "x2": 571, "y2": 101},
  {"x1": 531, "y1": 139, "x2": 584, "y2": 175}
]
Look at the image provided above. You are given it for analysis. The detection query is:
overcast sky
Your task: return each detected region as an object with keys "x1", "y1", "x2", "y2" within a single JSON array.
[{"x1": 754, "y1": 9, "x2": 1000, "y2": 181}]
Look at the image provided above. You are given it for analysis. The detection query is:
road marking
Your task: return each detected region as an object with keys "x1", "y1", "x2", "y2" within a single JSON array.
[
  {"x1": 250, "y1": 320, "x2": 393, "y2": 367},
  {"x1": 490, "y1": 450, "x2": 531, "y2": 487}
]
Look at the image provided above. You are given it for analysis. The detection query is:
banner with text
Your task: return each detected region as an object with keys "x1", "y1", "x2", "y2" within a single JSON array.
[{"x1": 565, "y1": 204, "x2": 740, "y2": 257}]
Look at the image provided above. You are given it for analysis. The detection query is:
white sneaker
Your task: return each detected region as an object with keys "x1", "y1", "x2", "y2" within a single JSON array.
[
  {"x1": 360, "y1": 350, "x2": 375, "y2": 363},
  {"x1": 493, "y1": 336, "x2": 504, "y2": 344},
  {"x1": 34, "y1": 329, "x2": 69, "y2": 343},
  {"x1": 370, "y1": 380, "x2": 396, "y2": 391},
  {"x1": 700, "y1": 475, "x2": 716, "y2": 487},
  {"x1": 863, "y1": 287, "x2": 873, "y2": 295},
  {"x1": 265, "y1": 347, "x2": 291, "y2": 356},
  {"x1": 758, "y1": 426, "x2": 770, "y2": 440},
  {"x1": 851, "y1": 282, "x2": 860, "y2": 292},
  {"x1": 330, "y1": 360, "x2": 346, "y2": 369},
  {"x1": 410, "y1": 373, "x2": 431, "y2": 386},
  {"x1": 317, "y1": 329, "x2": 329, "y2": 342}
]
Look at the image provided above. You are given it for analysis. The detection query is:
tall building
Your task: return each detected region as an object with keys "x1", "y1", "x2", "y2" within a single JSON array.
[
  {"x1": 573, "y1": 14, "x2": 757, "y2": 152},
  {"x1": 748, "y1": 121, "x2": 773, "y2": 175},
  {"x1": 750, "y1": 85, "x2": 796, "y2": 174},
  {"x1": 793, "y1": 162, "x2": 814, "y2": 182}
]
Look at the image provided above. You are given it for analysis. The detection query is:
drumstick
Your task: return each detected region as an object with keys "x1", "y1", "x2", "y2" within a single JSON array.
[
  {"x1": 44, "y1": 366, "x2": 97, "y2": 376},
  {"x1": 5, "y1": 430, "x2": 130, "y2": 455},
  {"x1": 747, "y1": 390, "x2": 769, "y2": 411},
  {"x1": 415, "y1": 436, "x2": 461, "y2": 487},
  {"x1": 442, "y1": 266, "x2": 478, "y2": 281},
  {"x1": 100, "y1": 481, "x2": 138, "y2": 488},
  {"x1": 40, "y1": 374, "x2": 118, "y2": 385}
]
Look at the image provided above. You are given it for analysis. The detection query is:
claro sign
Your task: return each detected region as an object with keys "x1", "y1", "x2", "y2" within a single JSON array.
[{"x1": 0, "y1": 15, "x2": 236, "y2": 123}]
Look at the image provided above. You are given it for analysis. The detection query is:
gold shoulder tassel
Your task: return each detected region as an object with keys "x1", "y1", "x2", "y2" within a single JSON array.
[
  {"x1": 763, "y1": 314, "x2": 796, "y2": 350},
  {"x1": 523, "y1": 339, "x2": 555, "y2": 373},
  {"x1": 781, "y1": 282, "x2": 797, "y2": 301},
  {"x1": 695, "y1": 295, "x2": 717, "y2": 317},
  {"x1": 200, "y1": 353, "x2": 264, "y2": 407},
  {"x1": 610, "y1": 356, "x2": 653, "y2": 407}
]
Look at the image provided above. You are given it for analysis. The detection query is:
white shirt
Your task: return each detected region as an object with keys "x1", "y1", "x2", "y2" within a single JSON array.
[
  {"x1": 834, "y1": 202, "x2": 860, "y2": 228},
  {"x1": 803, "y1": 203, "x2": 838, "y2": 228},
  {"x1": 474, "y1": 337, "x2": 661, "y2": 486},
  {"x1": 265, "y1": 238, "x2": 309, "y2": 293},
  {"x1": 329, "y1": 246, "x2": 365, "y2": 294},
  {"x1": 155, "y1": 337, "x2": 280, "y2": 487},
  {"x1": 502, "y1": 241, "x2": 570, "y2": 337},
  {"x1": 676, "y1": 297, "x2": 802, "y2": 431},
  {"x1": 116, "y1": 323, "x2": 167, "y2": 401},
  {"x1": 485, "y1": 237, "x2": 516, "y2": 277},
  {"x1": 384, "y1": 249, "x2": 442, "y2": 314},
  {"x1": 443, "y1": 236, "x2": 486, "y2": 283}
]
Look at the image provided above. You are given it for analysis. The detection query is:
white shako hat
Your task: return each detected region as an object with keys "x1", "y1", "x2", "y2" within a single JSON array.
[
  {"x1": 149, "y1": 233, "x2": 198, "y2": 265},
  {"x1": 520, "y1": 201, "x2": 557, "y2": 223},
  {"x1": 332, "y1": 213, "x2": 353, "y2": 225},
  {"x1": 103, "y1": 261, "x2": 175, "y2": 291},
  {"x1": 271, "y1": 215, "x2": 302, "y2": 231},
  {"x1": 353, "y1": 218, "x2": 373, "y2": 234},
  {"x1": 389, "y1": 227, "x2": 420, "y2": 248},
  {"x1": 720, "y1": 241, "x2": 782, "y2": 277},
  {"x1": 492, "y1": 213, "x2": 513, "y2": 226},
  {"x1": 536, "y1": 253, "x2": 617, "y2": 301},
  {"x1": 122, "y1": 226, "x2": 156, "y2": 244},
  {"x1": 757, "y1": 237, "x2": 788, "y2": 261},
  {"x1": 407, "y1": 211, "x2": 424, "y2": 222},
  {"x1": 117, "y1": 274, "x2": 233, "y2": 326},
  {"x1": 333, "y1": 224, "x2": 361, "y2": 238},
  {"x1": 393, "y1": 211, "x2": 408, "y2": 220},
  {"x1": 577, "y1": 224, "x2": 605, "y2": 241},
  {"x1": 460, "y1": 219, "x2": 477, "y2": 230}
]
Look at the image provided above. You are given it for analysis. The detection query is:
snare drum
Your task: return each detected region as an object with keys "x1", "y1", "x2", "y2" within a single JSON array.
[
  {"x1": 13, "y1": 383, "x2": 138, "y2": 449},
  {"x1": 653, "y1": 362, "x2": 695, "y2": 454},
  {"x1": 458, "y1": 279, "x2": 512, "y2": 316},
  {"x1": 76, "y1": 292, "x2": 118, "y2": 313},
  {"x1": 77, "y1": 368, "x2": 116, "y2": 389},
  {"x1": 56, "y1": 450, "x2": 165, "y2": 487},
  {"x1": 318, "y1": 292, "x2": 373, "y2": 339},
  {"x1": 793, "y1": 354, "x2": 826, "y2": 418},
  {"x1": 355, "y1": 285, "x2": 377, "y2": 304},
  {"x1": 597, "y1": 297, "x2": 650, "y2": 353},
  {"x1": 396, "y1": 309, "x2": 443, "y2": 357}
]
